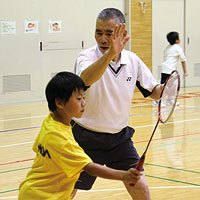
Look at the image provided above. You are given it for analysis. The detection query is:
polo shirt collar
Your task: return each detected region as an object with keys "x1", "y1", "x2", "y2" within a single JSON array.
[{"x1": 96, "y1": 45, "x2": 128, "y2": 66}]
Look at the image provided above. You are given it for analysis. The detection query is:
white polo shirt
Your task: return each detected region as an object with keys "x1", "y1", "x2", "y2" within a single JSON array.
[
  {"x1": 74, "y1": 45, "x2": 158, "y2": 133},
  {"x1": 162, "y1": 44, "x2": 186, "y2": 74}
]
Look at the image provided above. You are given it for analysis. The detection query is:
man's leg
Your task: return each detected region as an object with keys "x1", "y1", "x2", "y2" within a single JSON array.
[
  {"x1": 123, "y1": 172, "x2": 151, "y2": 200},
  {"x1": 106, "y1": 127, "x2": 152, "y2": 200}
]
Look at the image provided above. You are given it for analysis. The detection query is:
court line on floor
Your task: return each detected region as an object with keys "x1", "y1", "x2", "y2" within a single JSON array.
[
  {"x1": 0, "y1": 159, "x2": 34, "y2": 166},
  {"x1": 1, "y1": 116, "x2": 200, "y2": 135},
  {"x1": 137, "y1": 138, "x2": 200, "y2": 152},
  {"x1": 130, "y1": 105, "x2": 200, "y2": 115},
  {"x1": 0, "y1": 104, "x2": 200, "y2": 124},
  {"x1": 0, "y1": 126, "x2": 41, "y2": 133},
  {"x1": 0, "y1": 185, "x2": 200, "y2": 199},
  {"x1": 0, "y1": 133, "x2": 196, "y2": 149},
  {"x1": 2, "y1": 162, "x2": 200, "y2": 175},
  {"x1": 0, "y1": 142, "x2": 34, "y2": 148},
  {"x1": 145, "y1": 163, "x2": 200, "y2": 174},
  {"x1": 0, "y1": 115, "x2": 47, "y2": 123},
  {"x1": 135, "y1": 132, "x2": 200, "y2": 144},
  {"x1": 134, "y1": 117, "x2": 200, "y2": 129},
  {"x1": 146, "y1": 174, "x2": 200, "y2": 186},
  {"x1": 0, "y1": 137, "x2": 199, "y2": 167}
]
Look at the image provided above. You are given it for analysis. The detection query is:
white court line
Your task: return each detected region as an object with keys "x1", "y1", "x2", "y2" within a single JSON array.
[
  {"x1": 131, "y1": 103, "x2": 198, "y2": 109},
  {"x1": 0, "y1": 115, "x2": 47, "y2": 123},
  {"x1": 78, "y1": 185, "x2": 200, "y2": 193},
  {"x1": 0, "y1": 142, "x2": 33, "y2": 148},
  {"x1": 0, "y1": 118, "x2": 200, "y2": 149},
  {"x1": 1, "y1": 103, "x2": 199, "y2": 123},
  {"x1": 0, "y1": 186, "x2": 199, "y2": 199},
  {"x1": 0, "y1": 104, "x2": 199, "y2": 123},
  {"x1": 134, "y1": 117, "x2": 200, "y2": 129}
]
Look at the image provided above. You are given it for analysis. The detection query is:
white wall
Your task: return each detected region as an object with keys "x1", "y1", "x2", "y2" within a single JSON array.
[
  {"x1": 152, "y1": 0, "x2": 185, "y2": 84},
  {"x1": 0, "y1": 0, "x2": 126, "y2": 104},
  {"x1": 152, "y1": 0, "x2": 200, "y2": 88}
]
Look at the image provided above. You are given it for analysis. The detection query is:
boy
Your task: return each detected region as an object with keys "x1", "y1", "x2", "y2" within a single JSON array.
[
  {"x1": 18, "y1": 72, "x2": 141, "y2": 200},
  {"x1": 161, "y1": 31, "x2": 187, "y2": 84},
  {"x1": 153, "y1": 31, "x2": 187, "y2": 105}
]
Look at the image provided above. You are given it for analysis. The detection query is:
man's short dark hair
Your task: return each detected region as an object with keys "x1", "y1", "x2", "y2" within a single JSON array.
[
  {"x1": 97, "y1": 8, "x2": 125, "y2": 24},
  {"x1": 45, "y1": 71, "x2": 85, "y2": 112},
  {"x1": 167, "y1": 32, "x2": 179, "y2": 45}
]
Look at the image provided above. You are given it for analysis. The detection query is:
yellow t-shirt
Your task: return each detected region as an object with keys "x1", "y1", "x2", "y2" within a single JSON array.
[{"x1": 18, "y1": 114, "x2": 92, "y2": 200}]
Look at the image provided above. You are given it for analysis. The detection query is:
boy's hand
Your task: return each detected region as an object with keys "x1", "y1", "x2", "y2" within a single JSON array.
[
  {"x1": 183, "y1": 72, "x2": 188, "y2": 79},
  {"x1": 122, "y1": 168, "x2": 142, "y2": 185}
]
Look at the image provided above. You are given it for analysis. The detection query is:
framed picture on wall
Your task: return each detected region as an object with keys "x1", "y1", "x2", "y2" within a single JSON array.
[
  {"x1": 48, "y1": 20, "x2": 62, "y2": 33},
  {"x1": 24, "y1": 21, "x2": 39, "y2": 34}
]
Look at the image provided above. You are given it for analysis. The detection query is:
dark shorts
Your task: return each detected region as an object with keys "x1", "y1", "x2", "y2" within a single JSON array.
[
  {"x1": 161, "y1": 73, "x2": 170, "y2": 84},
  {"x1": 71, "y1": 120, "x2": 143, "y2": 190}
]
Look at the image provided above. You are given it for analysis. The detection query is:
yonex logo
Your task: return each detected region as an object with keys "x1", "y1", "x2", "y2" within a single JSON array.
[{"x1": 127, "y1": 77, "x2": 132, "y2": 81}]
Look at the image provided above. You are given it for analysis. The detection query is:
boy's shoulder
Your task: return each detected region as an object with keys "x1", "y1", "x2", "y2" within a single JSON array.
[{"x1": 167, "y1": 44, "x2": 183, "y2": 51}]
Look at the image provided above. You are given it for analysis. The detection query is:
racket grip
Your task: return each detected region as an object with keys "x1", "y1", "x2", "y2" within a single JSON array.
[
  {"x1": 129, "y1": 154, "x2": 145, "y2": 187},
  {"x1": 136, "y1": 156, "x2": 145, "y2": 171}
]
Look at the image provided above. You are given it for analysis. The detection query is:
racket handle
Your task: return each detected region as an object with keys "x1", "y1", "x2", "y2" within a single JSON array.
[
  {"x1": 136, "y1": 155, "x2": 145, "y2": 171},
  {"x1": 130, "y1": 154, "x2": 145, "y2": 187}
]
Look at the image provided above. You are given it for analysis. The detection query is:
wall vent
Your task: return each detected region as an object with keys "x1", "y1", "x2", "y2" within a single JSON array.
[
  {"x1": 194, "y1": 63, "x2": 200, "y2": 77},
  {"x1": 3, "y1": 74, "x2": 31, "y2": 93}
]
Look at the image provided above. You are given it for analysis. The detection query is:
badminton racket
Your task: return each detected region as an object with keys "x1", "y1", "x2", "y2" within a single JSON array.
[{"x1": 131, "y1": 70, "x2": 180, "y2": 186}]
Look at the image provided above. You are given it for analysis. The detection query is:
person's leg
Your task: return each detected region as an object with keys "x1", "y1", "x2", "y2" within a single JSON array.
[
  {"x1": 123, "y1": 172, "x2": 151, "y2": 200},
  {"x1": 106, "y1": 126, "x2": 151, "y2": 200}
]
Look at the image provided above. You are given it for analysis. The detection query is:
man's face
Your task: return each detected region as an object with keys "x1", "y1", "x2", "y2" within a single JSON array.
[{"x1": 95, "y1": 18, "x2": 118, "y2": 54}]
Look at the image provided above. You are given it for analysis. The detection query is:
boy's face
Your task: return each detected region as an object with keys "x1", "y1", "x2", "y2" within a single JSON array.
[
  {"x1": 63, "y1": 89, "x2": 86, "y2": 119},
  {"x1": 176, "y1": 38, "x2": 180, "y2": 44},
  {"x1": 95, "y1": 18, "x2": 118, "y2": 54}
]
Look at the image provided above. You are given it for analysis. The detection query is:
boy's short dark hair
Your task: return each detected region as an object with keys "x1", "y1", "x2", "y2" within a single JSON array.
[
  {"x1": 45, "y1": 71, "x2": 86, "y2": 112},
  {"x1": 166, "y1": 32, "x2": 179, "y2": 45}
]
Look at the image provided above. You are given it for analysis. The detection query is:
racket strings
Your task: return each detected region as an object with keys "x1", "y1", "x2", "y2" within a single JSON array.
[{"x1": 159, "y1": 70, "x2": 180, "y2": 123}]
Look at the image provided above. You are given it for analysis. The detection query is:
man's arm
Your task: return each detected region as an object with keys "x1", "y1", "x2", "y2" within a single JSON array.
[
  {"x1": 80, "y1": 50, "x2": 115, "y2": 86},
  {"x1": 80, "y1": 24, "x2": 130, "y2": 86},
  {"x1": 149, "y1": 84, "x2": 164, "y2": 100}
]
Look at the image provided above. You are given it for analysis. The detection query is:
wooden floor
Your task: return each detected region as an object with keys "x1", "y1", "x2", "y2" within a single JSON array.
[{"x1": 0, "y1": 87, "x2": 200, "y2": 200}]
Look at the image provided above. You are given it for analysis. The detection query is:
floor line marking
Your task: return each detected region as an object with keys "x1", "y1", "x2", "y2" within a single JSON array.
[
  {"x1": 0, "y1": 126, "x2": 41, "y2": 133},
  {"x1": 134, "y1": 117, "x2": 200, "y2": 129},
  {"x1": 1, "y1": 126, "x2": 199, "y2": 149},
  {"x1": 144, "y1": 163, "x2": 200, "y2": 174},
  {"x1": 0, "y1": 115, "x2": 47, "y2": 123},
  {"x1": 0, "y1": 142, "x2": 33, "y2": 148},
  {"x1": 146, "y1": 174, "x2": 200, "y2": 186},
  {"x1": 1, "y1": 117, "x2": 200, "y2": 134},
  {"x1": 0, "y1": 137, "x2": 199, "y2": 166},
  {"x1": 0, "y1": 185, "x2": 200, "y2": 198}
]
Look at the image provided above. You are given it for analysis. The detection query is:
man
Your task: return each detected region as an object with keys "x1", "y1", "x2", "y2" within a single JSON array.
[{"x1": 72, "y1": 8, "x2": 162, "y2": 200}]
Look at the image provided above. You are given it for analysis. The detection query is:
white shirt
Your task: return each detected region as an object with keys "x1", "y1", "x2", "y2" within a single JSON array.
[
  {"x1": 74, "y1": 45, "x2": 158, "y2": 133},
  {"x1": 162, "y1": 44, "x2": 186, "y2": 74}
]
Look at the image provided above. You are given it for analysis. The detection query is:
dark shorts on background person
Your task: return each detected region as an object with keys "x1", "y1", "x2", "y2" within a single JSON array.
[
  {"x1": 161, "y1": 73, "x2": 170, "y2": 84},
  {"x1": 71, "y1": 120, "x2": 143, "y2": 190}
]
